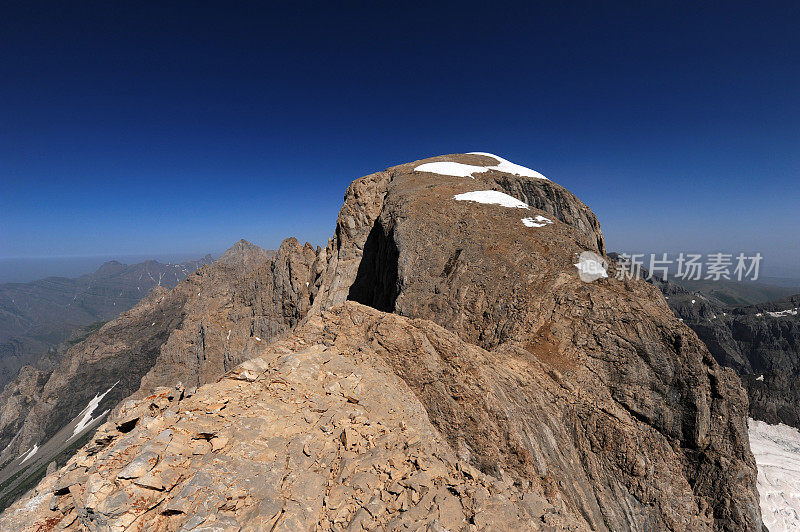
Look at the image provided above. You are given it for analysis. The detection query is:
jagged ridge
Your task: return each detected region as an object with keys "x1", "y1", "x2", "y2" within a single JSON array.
[{"x1": 0, "y1": 153, "x2": 763, "y2": 530}]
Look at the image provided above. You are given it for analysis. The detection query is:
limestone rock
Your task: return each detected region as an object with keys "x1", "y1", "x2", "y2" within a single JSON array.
[{"x1": 0, "y1": 153, "x2": 765, "y2": 530}]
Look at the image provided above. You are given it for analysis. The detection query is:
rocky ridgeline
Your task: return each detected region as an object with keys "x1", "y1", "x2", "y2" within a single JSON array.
[{"x1": 0, "y1": 153, "x2": 764, "y2": 530}]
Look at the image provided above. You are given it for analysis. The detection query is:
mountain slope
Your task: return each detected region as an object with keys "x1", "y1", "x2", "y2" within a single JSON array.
[
  {"x1": 0, "y1": 256, "x2": 214, "y2": 389},
  {"x1": 673, "y1": 278, "x2": 799, "y2": 307},
  {"x1": 0, "y1": 245, "x2": 278, "y2": 509},
  {"x1": 656, "y1": 283, "x2": 800, "y2": 430},
  {"x1": 0, "y1": 153, "x2": 764, "y2": 530}
]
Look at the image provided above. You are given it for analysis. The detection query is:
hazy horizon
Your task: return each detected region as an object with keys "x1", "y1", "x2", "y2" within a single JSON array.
[{"x1": 3, "y1": 245, "x2": 799, "y2": 286}]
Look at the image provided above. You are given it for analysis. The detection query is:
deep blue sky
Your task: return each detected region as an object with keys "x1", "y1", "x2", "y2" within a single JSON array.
[{"x1": 1, "y1": 2, "x2": 798, "y2": 278}]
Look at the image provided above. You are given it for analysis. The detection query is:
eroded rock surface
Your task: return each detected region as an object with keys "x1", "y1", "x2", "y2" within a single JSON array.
[
  {"x1": 0, "y1": 256, "x2": 215, "y2": 390},
  {"x1": 0, "y1": 312, "x2": 587, "y2": 531},
  {"x1": 646, "y1": 269, "x2": 800, "y2": 431},
  {"x1": 0, "y1": 241, "x2": 279, "y2": 464},
  {"x1": 0, "y1": 153, "x2": 765, "y2": 530}
]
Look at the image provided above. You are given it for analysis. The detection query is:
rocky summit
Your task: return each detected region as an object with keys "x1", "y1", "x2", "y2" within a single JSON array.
[{"x1": 0, "y1": 153, "x2": 765, "y2": 530}]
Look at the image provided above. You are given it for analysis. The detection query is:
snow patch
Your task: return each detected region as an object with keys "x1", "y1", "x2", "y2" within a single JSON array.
[
  {"x1": 467, "y1": 152, "x2": 548, "y2": 179},
  {"x1": 68, "y1": 381, "x2": 118, "y2": 442},
  {"x1": 749, "y1": 418, "x2": 800, "y2": 532},
  {"x1": 767, "y1": 309, "x2": 798, "y2": 318},
  {"x1": 414, "y1": 161, "x2": 486, "y2": 178},
  {"x1": 19, "y1": 444, "x2": 38, "y2": 464},
  {"x1": 453, "y1": 190, "x2": 529, "y2": 209},
  {"x1": 414, "y1": 153, "x2": 547, "y2": 180},
  {"x1": 522, "y1": 215, "x2": 553, "y2": 228}
]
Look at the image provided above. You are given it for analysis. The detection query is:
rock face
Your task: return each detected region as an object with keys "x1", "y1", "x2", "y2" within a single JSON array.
[
  {"x1": 659, "y1": 284, "x2": 800, "y2": 430},
  {"x1": 0, "y1": 243, "x2": 275, "y2": 477},
  {"x1": 0, "y1": 153, "x2": 765, "y2": 530},
  {"x1": 0, "y1": 309, "x2": 589, "y2": 531}
]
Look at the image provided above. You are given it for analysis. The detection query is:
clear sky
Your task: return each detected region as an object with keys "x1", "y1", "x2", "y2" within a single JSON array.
[{"x1": 1, "y1": 2, "x2": 798, "y2": 278}]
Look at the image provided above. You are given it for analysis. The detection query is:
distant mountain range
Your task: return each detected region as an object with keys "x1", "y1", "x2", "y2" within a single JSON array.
[
  {"x1": 0, "y1": 255, "x2": 214, "y2": 389},
  {"x1": 673, "y1": 278, "x2": 799, "y2": 307}
]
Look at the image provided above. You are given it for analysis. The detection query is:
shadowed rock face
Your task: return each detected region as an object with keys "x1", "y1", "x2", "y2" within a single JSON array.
[
  {"x1": 658, "y1": 283, "x2": 800, "y2": 430},
  {"x1": 0, "y1": 153, "x2": 764, "y2": 530}
]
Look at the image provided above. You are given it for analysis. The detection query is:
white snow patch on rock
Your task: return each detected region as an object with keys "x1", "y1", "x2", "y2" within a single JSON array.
[
  {"x1": 414, "y1": 153, "x2": 548, "y2": 180},
  {"x1": 749, "y1": 418, "x2": 800, "y2": 532},
  {"x1": 19, "y1": 444, "x2": 38, "y2": 464},
  {"x1": 522, "y1": 215, "x2": 553, "y2": 228},
  {"x1": 453, "y1": 190, "x2": 529, "y2": 209},
  {"x1": 768, "y1": 309, "x2": 798, "y2": 318},
  {"x1": 467, "y1": 152, "x2": 548, "y2": 179},
  {"x1": 414, "y1": 161, "x2": 485, "y2": 178},
  {"x1": 68, "y1": 381, "x2": 118, "y2": 442}
]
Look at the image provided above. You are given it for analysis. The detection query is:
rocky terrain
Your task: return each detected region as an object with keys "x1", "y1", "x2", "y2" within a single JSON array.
[
  {"x1": 0, "y1": 256, "x2": 215, "y2": 390},
  {"x1": 0, "y1": 153, "x2": 767, "y2": 530},
  {"x1": 655, "y1": 282, "x2": 800, "y2": 431},
  {"x1": 0, "y1": 243, "x2": 281, "y2": 507}
]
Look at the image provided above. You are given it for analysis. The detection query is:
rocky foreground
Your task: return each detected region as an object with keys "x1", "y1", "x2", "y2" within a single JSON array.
[{"x1": 0, "y1": 153, "x2": 766, "y2": 530}]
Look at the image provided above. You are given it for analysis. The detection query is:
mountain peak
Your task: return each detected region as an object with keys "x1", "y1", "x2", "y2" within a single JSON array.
[
  {"x1": 216, "y1": 239, "x2": 273, "y2": 270},
  {"x1": 0, "y1": 154, "x2": 764, "y2": 530}
]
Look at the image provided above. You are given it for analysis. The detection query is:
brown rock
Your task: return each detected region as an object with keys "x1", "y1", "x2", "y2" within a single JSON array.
[{"x1": 0, "y1": 153, "x2": 764, "y2": 531}]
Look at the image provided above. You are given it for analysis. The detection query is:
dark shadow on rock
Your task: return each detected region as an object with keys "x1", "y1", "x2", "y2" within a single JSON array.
[{"x1": 347, "y1": 219, "x2": 400, "y2": 312}]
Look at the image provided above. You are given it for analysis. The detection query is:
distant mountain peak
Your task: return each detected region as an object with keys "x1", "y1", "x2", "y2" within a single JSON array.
[{"x1": 216, "y1": 239, "x2": 274, "y2": 270}]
